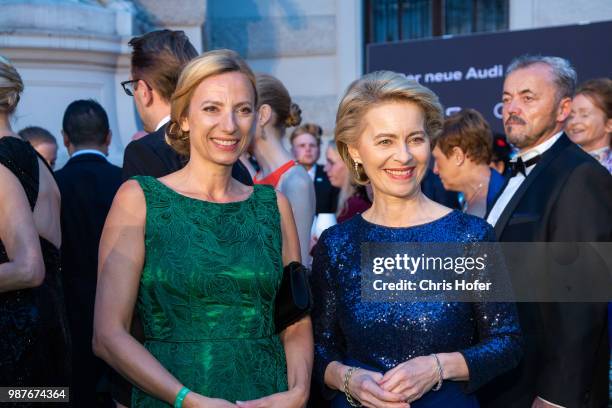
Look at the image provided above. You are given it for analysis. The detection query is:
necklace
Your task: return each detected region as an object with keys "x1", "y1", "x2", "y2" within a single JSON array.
[{"x1": 461, "y1": 182, "x2": 485, "y2": 213}]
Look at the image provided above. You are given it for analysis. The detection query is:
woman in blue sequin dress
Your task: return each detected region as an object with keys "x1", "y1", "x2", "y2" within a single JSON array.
[{"x1": 310, "y1": 71, "x2": 522, "y2": 408}]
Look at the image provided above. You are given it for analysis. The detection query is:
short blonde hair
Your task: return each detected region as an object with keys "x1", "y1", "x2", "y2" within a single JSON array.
[
  {"x1": 335, "y1": 71, "x2": 443, "y2": 184},
  {"x1": 0, "y1": 55, "x2": 24, "y2": 114},
  {"x1": 166, "y1": 49, "x2": 256, "y2": 156}
]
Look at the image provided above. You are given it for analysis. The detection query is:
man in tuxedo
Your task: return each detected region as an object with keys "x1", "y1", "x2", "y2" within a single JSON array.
[
  {"x1": 121, "y1": 29, "x2": 252, "y2": 184},
  {"x1": 480, "y1": 56, "x2": 611, "y2": 408},
  {"x1": 56, "y1": 99, "x2": 122, "y2": 407},
  {"x1": 290, "y1": 123, "x2": 339, "y2": 214}
]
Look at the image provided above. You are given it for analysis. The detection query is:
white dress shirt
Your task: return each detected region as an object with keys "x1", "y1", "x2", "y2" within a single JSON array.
[
  {"x1": 155, "y1": 115, "x2": 171, "y2": 132},
  {"x1": 307, "y1": 164, "x2": 316, "y2": 181},
  {"x1": 486, "y1": 131, "x2": 564, "y2": 227}
]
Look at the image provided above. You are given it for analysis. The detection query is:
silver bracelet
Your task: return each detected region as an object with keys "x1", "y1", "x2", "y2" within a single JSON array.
[{"x1": 430, "y1": 354, "x2": 444, "y2": 391}]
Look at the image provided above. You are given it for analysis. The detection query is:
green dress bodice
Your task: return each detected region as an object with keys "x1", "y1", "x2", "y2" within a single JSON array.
[{"x1": 131, "y1": 176, "x2": 287, "y2": 407}]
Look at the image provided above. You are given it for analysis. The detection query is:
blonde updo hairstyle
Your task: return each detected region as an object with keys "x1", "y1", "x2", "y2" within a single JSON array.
[
  {"x1": 335, "y1": 71, "x2": 443, "y2": 185},
  {"x1": 166, "y1": 49, "x2": 257, "y2": 156},
  {"x1": 255, "y1": 73, "x2": 301, "y2": 131},
  {"x1": 0, "y1": 56, "x2": 24, "y2": 115}
]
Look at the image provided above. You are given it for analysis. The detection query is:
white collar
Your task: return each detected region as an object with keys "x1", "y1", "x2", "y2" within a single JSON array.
[
  {"x1": 71, "y1": 149, "x2": 107, "y2": 159},
  {"x1": 155, "y1": 115, "x2": 171, "y2": 131},
  {"x1": 307, "y1": 164, "x2": 316, "y2": 181},
  {"x1": 517, "y1": 131, "x2": 564, "y2": 164}
]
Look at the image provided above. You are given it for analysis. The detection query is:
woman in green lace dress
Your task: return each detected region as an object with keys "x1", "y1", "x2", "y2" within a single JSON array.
[{"x1": 93, "y1": 49, "x2": 313, "y2": 408}]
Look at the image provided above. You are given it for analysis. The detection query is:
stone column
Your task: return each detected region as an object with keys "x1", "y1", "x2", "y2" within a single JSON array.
[{"x1": 0, "y1": 0, "x2": 136, "y2": 167}]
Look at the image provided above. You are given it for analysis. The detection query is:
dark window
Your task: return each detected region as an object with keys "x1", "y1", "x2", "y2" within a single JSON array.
[{"x1": 365, "y1": 0, "x2": 508, "y2": 44}]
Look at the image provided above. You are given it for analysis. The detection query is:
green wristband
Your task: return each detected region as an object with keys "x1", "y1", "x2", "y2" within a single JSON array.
[{"x1": 174, "y1": 386, "x2": 190, "y2": 408}]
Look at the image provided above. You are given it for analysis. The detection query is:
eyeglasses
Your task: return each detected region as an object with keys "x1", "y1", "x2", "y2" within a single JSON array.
[{"x1": 120, "y1": 79, "x2": 151, "y2": 96}]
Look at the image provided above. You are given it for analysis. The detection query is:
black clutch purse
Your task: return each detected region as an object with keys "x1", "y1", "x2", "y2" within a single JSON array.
[{"x1": 274, "y1": 261, "x2": 312, "y2": 333}]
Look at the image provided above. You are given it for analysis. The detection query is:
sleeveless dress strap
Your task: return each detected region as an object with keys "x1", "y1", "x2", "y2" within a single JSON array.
[
  {"x1": 0, "y1": 137, "x2": 40, "y2": 211},
  {"x1": 253, "y1": 160, "x2": 297, "y2": 188},
  {"x1": 130, "y1": 174, "x2": 153, "y2": 191}
]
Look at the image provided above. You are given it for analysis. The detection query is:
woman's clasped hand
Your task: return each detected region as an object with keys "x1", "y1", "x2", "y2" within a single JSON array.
[
  {"x1": 378, "y1": 356, "x2": 441, "y2": 403},
  {"x1": 345, "y1": 367, "x2": 407, "y2": 408},
  {"x1": 336, "y1": 356, "x2": 444, "y2": 408}
]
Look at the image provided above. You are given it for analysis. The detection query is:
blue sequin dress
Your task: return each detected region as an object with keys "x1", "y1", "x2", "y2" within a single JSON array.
[{"x1": 311, "y1": 210, "x2": 522, "y2": 408}]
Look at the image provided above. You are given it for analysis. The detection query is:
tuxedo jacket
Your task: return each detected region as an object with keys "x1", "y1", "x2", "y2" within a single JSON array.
[
  {"x1": 55, "y1": 153, "x2": 123, "y2": 406},
  {"x1": 122, "y1": 124, "x2": 253, "y2": 185},
  {"x1": 313, "y1": 164, "x2": 339, "y2": 214},
  {"x1": 56, "y1": 153, "x2": 122, "y2": 325},
  {"x1": 479, "y1": 134, "x2": 612, "y2": 408}
]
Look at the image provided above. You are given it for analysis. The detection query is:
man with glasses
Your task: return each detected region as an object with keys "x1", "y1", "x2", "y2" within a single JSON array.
[{"x1": 120, "y1": 29, "x2": 252, "y2": 185}]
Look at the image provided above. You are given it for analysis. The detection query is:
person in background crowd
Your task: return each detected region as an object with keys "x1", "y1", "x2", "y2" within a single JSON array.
[
  {"x1": 567, "y1": 77, "x2": 612, "y2": 173},
  {"x1": 311, "y1": 70, "x2": 522, "y2": 408},
  {"x1": 0, "y1": 55, "x2": 71, "y2": 398},
  {"x1": 131, "y1": 130, "x2": 147, "y2": 141},
  {"x1": 18, "y1": 125, "x2": 59, "y2": 169},
  {"x1": 490, "y1": 133, "x2": 513, "y2": 177},
  {"x1": 291, "y1": 123, "x2": 340, "y2": 214},
  {"x1": 93, "y1": 49, "x2": 312, "y2": 408},
  {"x1": 323, "y1": 142, "x2": 371, "y2": 223},
  {"x1": 55, "y1": 99, "x2": 122, "y2": 407},
  {"x1": 482, "y1": 55, "x2": 611, "y2": 408},
  {"x1": 251, "y1": 73, "x2": 316, "y2": 263},
  {"x1": 432, "y1": 108, "x2": 506, "y2": 218},
  {"x1": 120, "y1": 29, "x2": 195, "y2": 180},
  {"x1": 121, "y1": 29, "x2": 252, "y2": 185}
]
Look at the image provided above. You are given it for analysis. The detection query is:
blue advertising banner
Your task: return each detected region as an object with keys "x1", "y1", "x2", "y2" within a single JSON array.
[{"x1": 366, "y1": 21, "x2": 612, "y2": 133}]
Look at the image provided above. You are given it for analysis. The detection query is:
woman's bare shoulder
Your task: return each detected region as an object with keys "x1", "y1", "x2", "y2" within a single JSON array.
[{"x1": 109, "y1": 180, "x2": 147, "y2": 220}]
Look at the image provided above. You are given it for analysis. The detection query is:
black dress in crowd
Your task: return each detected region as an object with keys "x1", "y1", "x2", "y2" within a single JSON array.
[{"x1": 0, "y1": 137, "x2": 71, "y2": 399}]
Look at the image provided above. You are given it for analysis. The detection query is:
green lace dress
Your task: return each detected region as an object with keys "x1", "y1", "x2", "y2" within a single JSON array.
[{"x1": 131, "y1": 176, "x2": 288, "y2": 407}]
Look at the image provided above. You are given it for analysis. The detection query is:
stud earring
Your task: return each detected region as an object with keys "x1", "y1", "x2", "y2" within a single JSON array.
[{"x1": 354, "y1": 161, "x2": 360, "y2": 173}]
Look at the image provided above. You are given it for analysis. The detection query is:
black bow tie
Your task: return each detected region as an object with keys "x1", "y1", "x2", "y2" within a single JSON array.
[{"x1": 508, "y1": 155, "x2": 541, "y2": 177}]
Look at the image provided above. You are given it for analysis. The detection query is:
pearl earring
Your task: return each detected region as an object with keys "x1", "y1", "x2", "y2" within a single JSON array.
[{"x1": 354, "y1": 161, "x2": 360, "y2": 173}]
